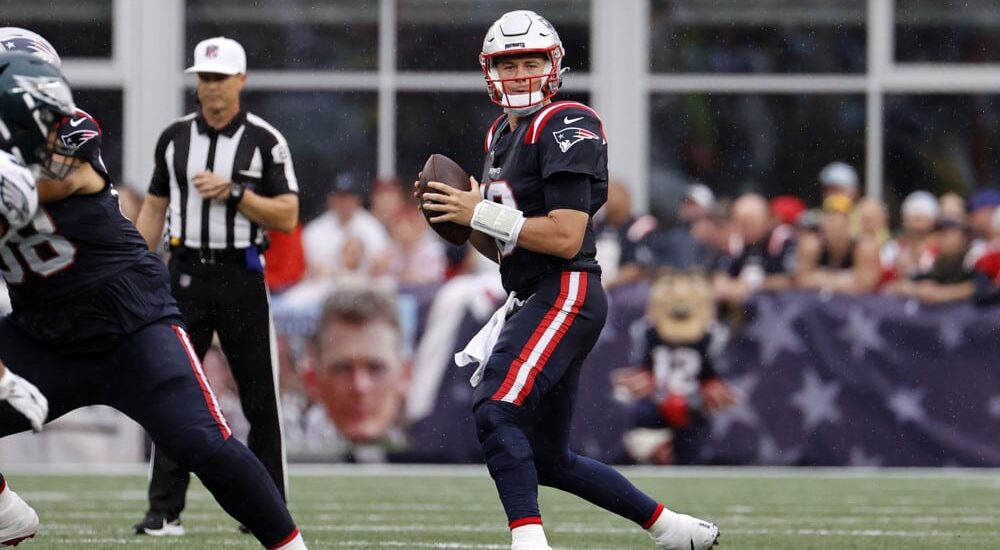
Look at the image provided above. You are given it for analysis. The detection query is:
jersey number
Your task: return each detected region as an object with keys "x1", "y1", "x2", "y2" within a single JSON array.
[
  {"x1": 484, "y1": 181, "x2": 518, "y2": 255},
  {"x1": 651, "y1": 346, "x2": 702, "y2": 397},
  {"x1": 0, "y1": 211, "x2": 76, "y2": 284}
]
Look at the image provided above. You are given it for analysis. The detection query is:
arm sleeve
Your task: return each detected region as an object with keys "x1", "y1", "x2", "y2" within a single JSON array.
[
  {"x1": 147, "y1": 129, "x2": 172, "y2": 197},
  {"x1": 536, "y1": 108, "x2": 605, "y2": 179},
  {"x1": 542, "y1": 171, "x2": 591, "y2": 213},
  {"x1": 259, "y1": 128, "x2": 298, "y2": 197}
]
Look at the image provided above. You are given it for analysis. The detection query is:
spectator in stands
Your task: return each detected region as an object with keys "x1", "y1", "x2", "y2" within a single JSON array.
[
  {"x1": 369, "y1": 176, "x2": 406, "y2": 230},
  {"x1": 972, "y1": 207, "x2": 1000, "y2": 306},
  {"x1": 594, "y1": 179, "x2": 655, "y2": 286},
  {"x1": 939, "y1": 192, "x2": 967, "y2": 225},
  {"x1": 713, "y1": 193, "x2": 795, "y2": 307},
  {"x1": 966, "y1": 188, "x2": 1000, "y2": 265},
  {"x1": 263, "y1": 225, "x2": 306, "y2": 293},
  {"x1": 629, "y1": 182, "x2": 717, "y2": 275},
  {"x1": 881, "y1": 190, "x2": 939, "y2": 283},
  {"x1": 856, "y1": 196, "x2": 891, "y2": 246},
  {"x1": 307, "y1": 283, "x2": 410, "y2": 461},
  {"x1": 818, "y1": 161, "x2": 860, "y2": 202},
  {"x1": 884, "y1": 216, "x2": 975, "y2": 304},
  {"x1": 371, "y1": 204, "x2": 447, "y2": 285},
  {"x1": 795, "y1": 194, "x2": 881, "y2": 294},
  {"x1": 302, "y1": 173, "x2": 389, "y2": 280}
]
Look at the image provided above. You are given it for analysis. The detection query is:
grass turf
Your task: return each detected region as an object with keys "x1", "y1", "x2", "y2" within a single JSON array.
[{"x1": 7, "y1": 465, "x2": 1000, "y2": 549}]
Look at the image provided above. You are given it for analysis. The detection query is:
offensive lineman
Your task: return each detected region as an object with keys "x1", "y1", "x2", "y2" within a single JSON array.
[
  {"x1": 419, "y1": 11, "x2": 720, "y2": 550},
  {"x1": 0, "y1": 45, "x2": 308, "y2": 550}
]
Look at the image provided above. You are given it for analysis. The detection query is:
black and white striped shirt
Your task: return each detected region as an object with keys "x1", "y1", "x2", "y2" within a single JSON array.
[{"x1": 148, "y1": 110, "x2": 298, "y2": 249}]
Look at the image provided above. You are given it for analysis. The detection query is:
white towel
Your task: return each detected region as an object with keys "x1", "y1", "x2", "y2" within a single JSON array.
[{"x1": 455, "y1": 291, "x2": 519, "y2": 387}]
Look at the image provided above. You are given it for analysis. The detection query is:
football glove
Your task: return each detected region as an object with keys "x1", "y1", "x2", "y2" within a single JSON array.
[{"x1": 0, "y1": 368, "x2": 48, "y2": 432}]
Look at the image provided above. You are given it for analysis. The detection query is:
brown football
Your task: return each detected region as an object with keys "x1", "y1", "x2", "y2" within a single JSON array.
[{"x1": 418, "y1": 153, "x2": 473, "y2": 245}]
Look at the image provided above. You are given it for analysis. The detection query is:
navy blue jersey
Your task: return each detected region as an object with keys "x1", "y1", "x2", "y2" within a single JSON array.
[
  {"x1": 0, "y1": 184, "x2": 154, "y2": 308},
  {"x1": 481, "y1": 101, "x2": 608, "y2": 293},
  {"x1": 56, "y1": 108, "x2": 110, "y2": 183}
]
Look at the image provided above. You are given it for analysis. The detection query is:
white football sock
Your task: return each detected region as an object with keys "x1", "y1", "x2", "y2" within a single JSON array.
[{"x1": 511, "y1": 523, "x2": 549, "y2": 549}]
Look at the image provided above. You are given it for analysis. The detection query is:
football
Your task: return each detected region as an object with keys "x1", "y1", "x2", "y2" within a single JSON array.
[{"x1": 417, "y1": 153, "x2": 473, "y2": 245}]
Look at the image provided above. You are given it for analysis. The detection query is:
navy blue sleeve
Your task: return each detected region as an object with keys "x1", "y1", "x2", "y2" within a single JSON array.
[
  {"x1": 542, "y1": 171, "x2": 590, "y2": 213},
  {"x1": 536, "y1": 108, "x2": 605, "y2": 179}
]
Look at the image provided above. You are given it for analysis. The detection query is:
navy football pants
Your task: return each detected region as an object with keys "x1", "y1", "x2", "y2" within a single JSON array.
[
  {"x1": 0, "y1": 318, "x2": 299, "y2": 548},
  {"x1": 472, "y1": 271, "x2": 660, "y2": 528}
]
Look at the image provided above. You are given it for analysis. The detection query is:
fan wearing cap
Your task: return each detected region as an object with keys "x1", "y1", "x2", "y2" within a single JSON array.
[
  {"x1": 134, "y1": 36, "x2": 302, "y2": 545},
  {"x1": 795, "y1": 194, "x2": 881, "y2": 294},
  {"x1": 883, "y1": 212, "x2": 976, "y2": 304},
  {"x1": 301, "y1": 172, "x2": 390, "y2": 280},
  {"x1": 879, "y1": 190, "x2": 940, "y2": 285}
]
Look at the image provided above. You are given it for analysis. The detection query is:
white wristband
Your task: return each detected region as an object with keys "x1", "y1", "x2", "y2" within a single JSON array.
[{"x1": 471, "y1": 200, "x2": 525, "y2": 245}]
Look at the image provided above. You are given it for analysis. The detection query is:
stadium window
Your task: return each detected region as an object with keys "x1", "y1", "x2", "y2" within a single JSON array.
[
  {"x1": 649, "y1": 0, "x2": 867, "y2": 73},
  {"x1": 186, "y1": 0, "x2": 379, "y2": 71},
  {"x1": 884, "y1": 94, "x2": 1000, "y2": 203},
  {"x1": 648, "y1": 93, "x2": 866, "y2": 206},
  {"x1": 895, "y1": 0, "x2": 1000, "y2": 64},
  {"x1": 1, "y1": 0, "x2": 113, "y2": 59},
  {"x1": 183, "y1": 91, "x2": 377, "y2": 223},
  {"x1": 396, "y1": 0, "x2": 591, "y2": 72}
]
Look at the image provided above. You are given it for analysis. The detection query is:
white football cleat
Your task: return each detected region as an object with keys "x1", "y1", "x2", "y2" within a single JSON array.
[
  {"x1": 648, "y1": 508, "x2": 719, "y2": 550},
  {"x1": 0, "y1": 485, "x2": 38, "y2": 547}
]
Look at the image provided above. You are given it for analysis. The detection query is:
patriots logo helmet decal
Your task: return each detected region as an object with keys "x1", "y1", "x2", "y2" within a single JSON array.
[
  {"x1": 552, "y1": 127, "x2": 600, "y2": 153},
  {"x1": 60, "y1": 129, "x2": 99, "y2": 152}
]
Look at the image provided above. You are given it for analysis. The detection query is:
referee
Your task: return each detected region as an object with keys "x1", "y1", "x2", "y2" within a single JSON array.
[{"x1": 133, "y1": 36, "x2": 298, "y2": 536}]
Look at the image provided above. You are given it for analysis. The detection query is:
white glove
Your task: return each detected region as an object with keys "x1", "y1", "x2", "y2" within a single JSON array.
[{"x1": 0, "y1": 369, "x2": 48, "y2": 432}]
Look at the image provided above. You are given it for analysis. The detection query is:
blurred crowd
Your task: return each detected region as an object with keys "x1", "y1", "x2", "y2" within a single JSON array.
[{"x1": 597, "y1": 162, "x2": 1000, "y2": 309}]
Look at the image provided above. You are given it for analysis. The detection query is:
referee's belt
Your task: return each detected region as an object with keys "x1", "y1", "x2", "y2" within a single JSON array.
[{"x1": 171, "y1": 246, "x2": 250, "y2": 265}]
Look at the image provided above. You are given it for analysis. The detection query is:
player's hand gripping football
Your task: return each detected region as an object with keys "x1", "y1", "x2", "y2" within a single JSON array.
[
  {"x1": 0, "y1": 365, "x2": 48, "y2": 432},
  {"x1": 419, "y1": 176, "x2": 482, "y2": 227}
]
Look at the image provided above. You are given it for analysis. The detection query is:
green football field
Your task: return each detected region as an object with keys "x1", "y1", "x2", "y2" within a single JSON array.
[{"x1": 7, "y1": 465, "x2": 1000, "y2": 549}]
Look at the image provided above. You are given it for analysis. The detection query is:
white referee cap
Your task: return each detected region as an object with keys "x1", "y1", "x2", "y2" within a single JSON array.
[{"x1": 185, "y1": 36, "x2": 246, "y2": 75}]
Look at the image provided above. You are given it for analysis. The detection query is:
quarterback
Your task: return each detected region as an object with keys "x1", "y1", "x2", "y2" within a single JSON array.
[{"x1": 420, "y1": 10, "x2": 720, "y2": 550}]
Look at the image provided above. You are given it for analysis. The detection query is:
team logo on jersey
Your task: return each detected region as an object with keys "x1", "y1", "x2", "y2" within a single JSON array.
[
  {"x1": 489, "y1": 166, "x2": 503, "y2": 180},
  {"x1": 552, "y1": 127, "x2": 600, "y2": 153},
  {"x1": 60, "y1": 129, "x2": 99, "y2": 152}
]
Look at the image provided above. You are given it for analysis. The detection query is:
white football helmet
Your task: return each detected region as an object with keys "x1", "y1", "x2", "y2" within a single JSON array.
[
  {"x1": 0, "y1": 27, "x2": 61, "y2": 68},
  {"x1": 480, "y1": 10, "x2": 565, "y2": 116}
]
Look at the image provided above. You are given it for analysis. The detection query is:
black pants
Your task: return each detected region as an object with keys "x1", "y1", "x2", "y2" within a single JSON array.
[{"x1": 146, "y1": 253, "x2": 286, "y2": 518}]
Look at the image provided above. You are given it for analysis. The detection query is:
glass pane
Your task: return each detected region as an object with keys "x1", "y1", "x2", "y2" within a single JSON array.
[
  {"x1": 184, "y1": 91, "x2": 378, "y2": 222},
  {"x1": 186, "y1": 0, "x2": 378, "y2": 71},
  {"x1": 74, "y1": 89, "x2": 122, "y2": 183},
  {"x1": 397, "y1": 0, "x2": 590, "y2": 72},
  {"x1": 650, "y1": 0, "x2": 866, "y2": 73},
  {"x1": 896, "y1": 0, "x2": 1000, "y2": 63},
  {"x1": 1, "y1": 0, "x2": 112, "y2": 58},
  {"x1": 395, "y1": 91, "x2": 589, "y2": 181},
  {"x1": 649, "y1": 93, "x2": 865, "y2": 209},
  {"x1": 885, "y1": 95, "x2": 1000, "y2": 204}
]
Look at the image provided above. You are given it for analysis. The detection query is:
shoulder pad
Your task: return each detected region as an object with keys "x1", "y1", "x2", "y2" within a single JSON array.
[{"x1": 524, "y1": 101, "x2": 606, "y2": 145}]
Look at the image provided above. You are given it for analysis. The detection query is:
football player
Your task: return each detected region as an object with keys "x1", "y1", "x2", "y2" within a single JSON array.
[
  {"x1": 419, "y1": 10, "x2": 719, "y2": 550},
  {"x1": 0, "y1": 39, "x2": 309, "y2": 550},
  {"x1": 0, "y1": 50, "x2": 66, "y2": 547}
]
